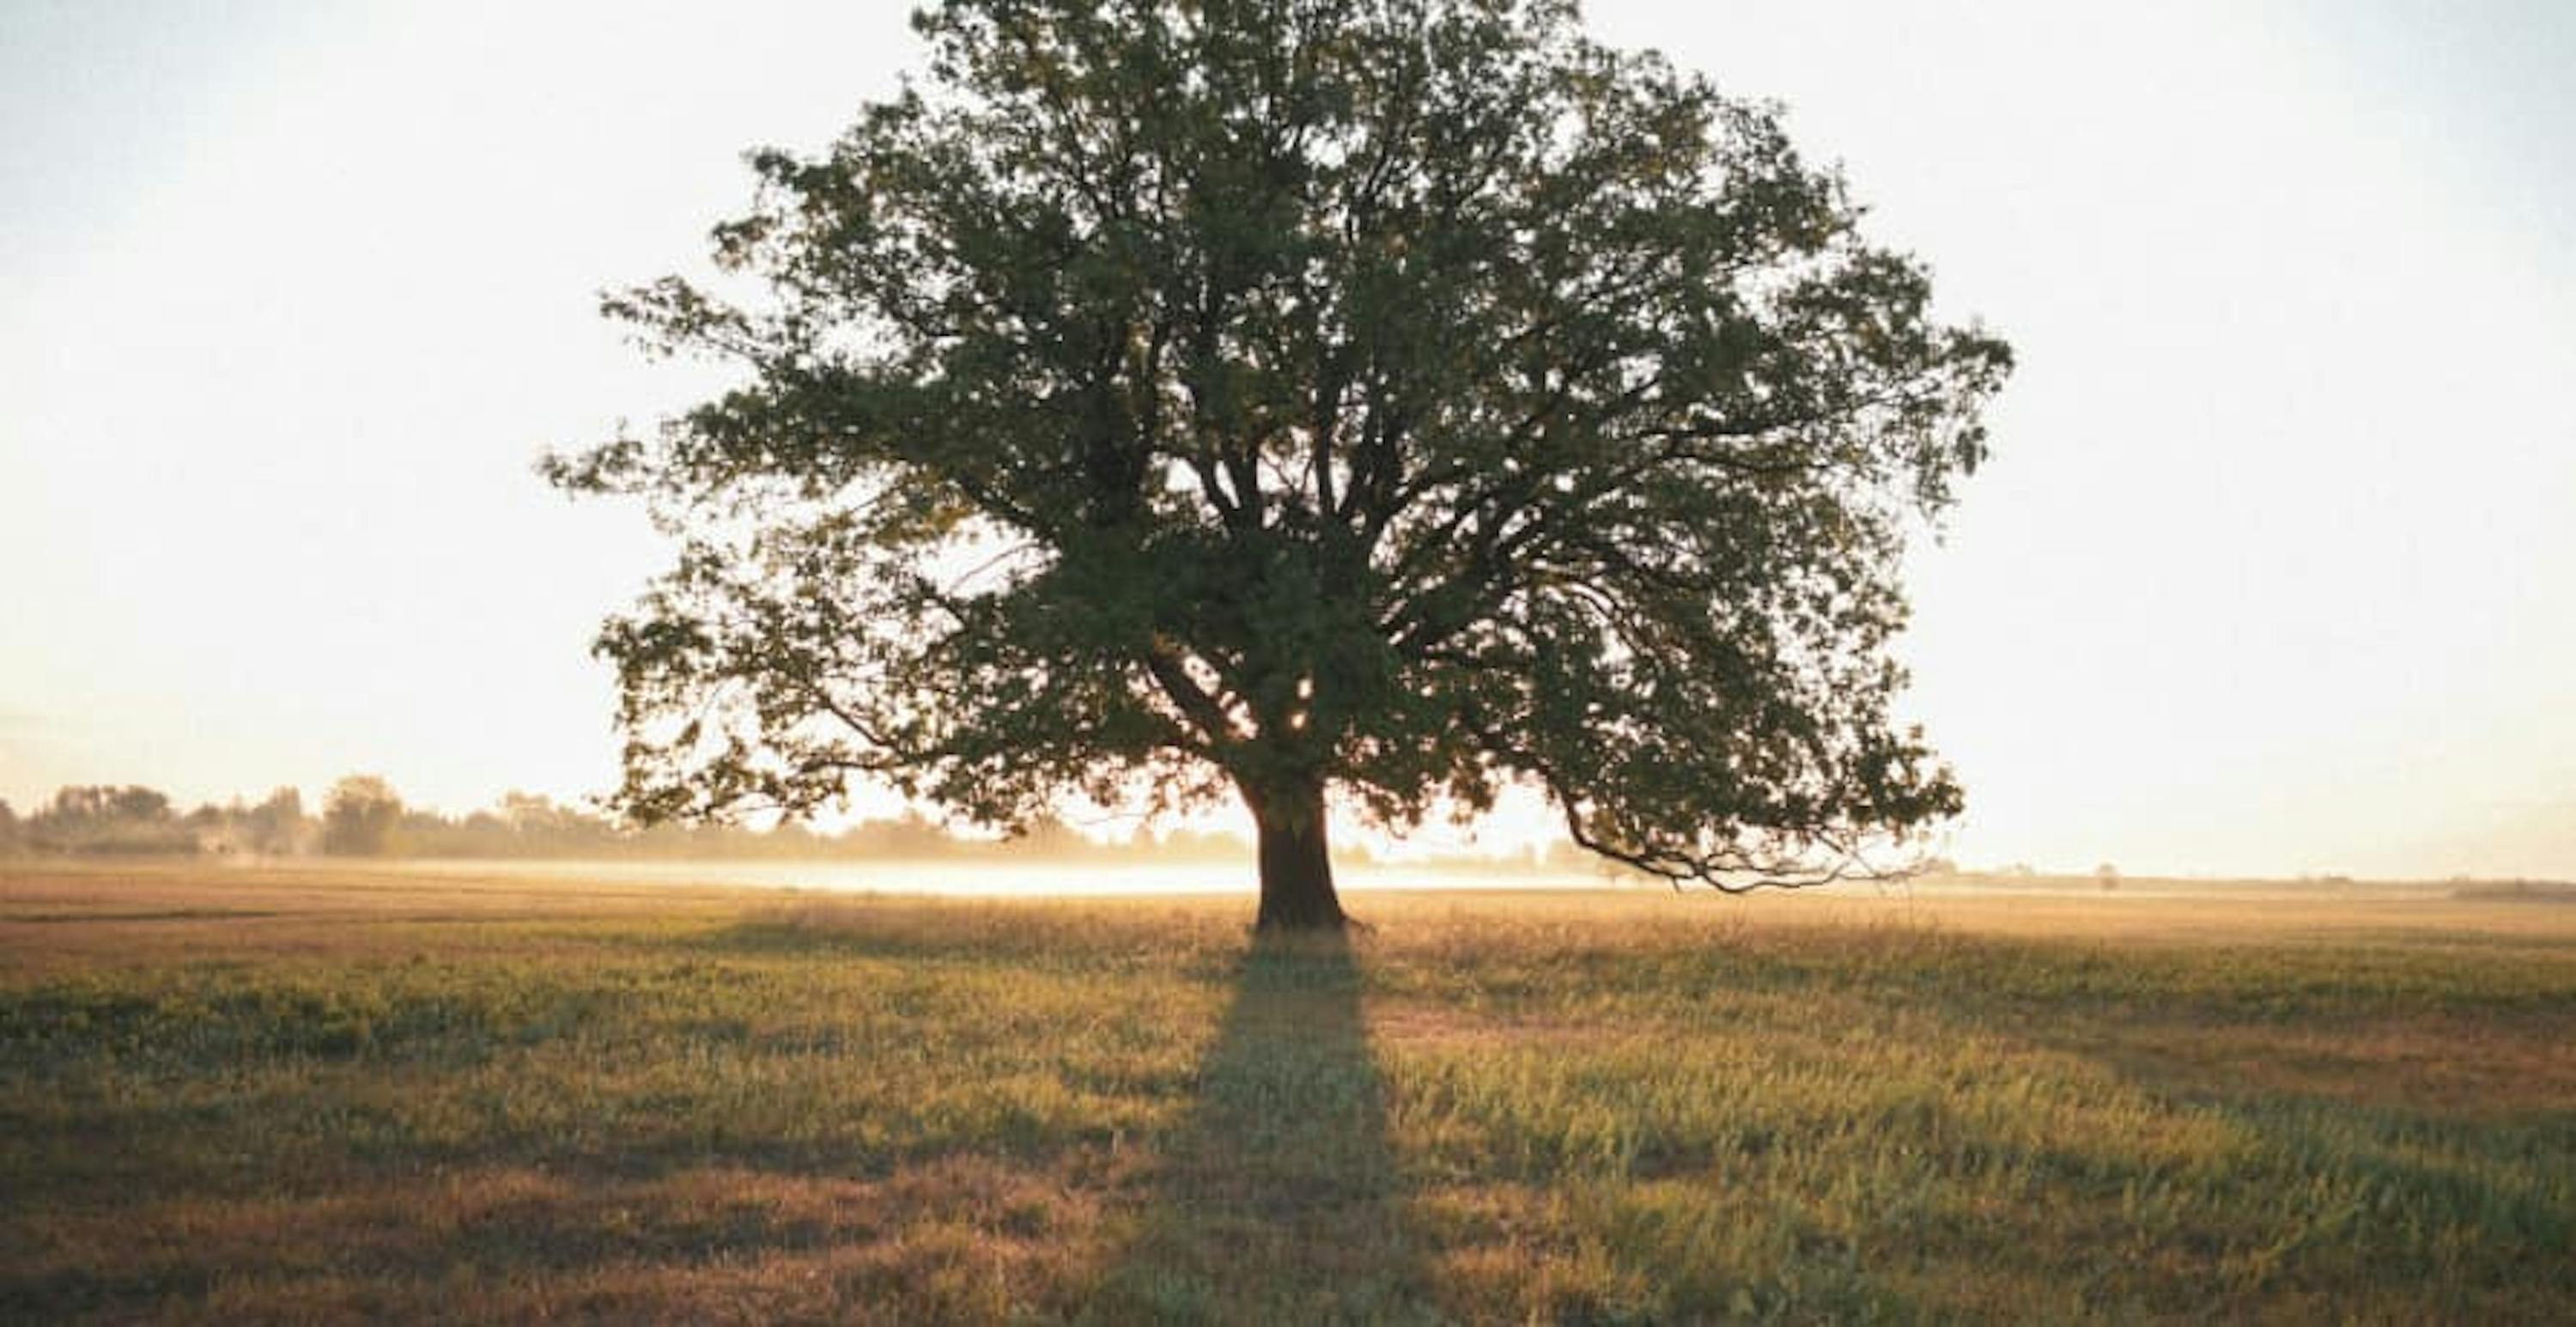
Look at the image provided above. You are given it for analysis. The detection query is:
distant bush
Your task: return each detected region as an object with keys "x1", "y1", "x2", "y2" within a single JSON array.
[
  {"x1": 23, "y1": 785, "x2": 197, "y2": 855},
  {"x1": 2451, "y1": 880, "x2": 2576, "y2": 903},
  {"x1": 321, "y1": 776, "x2": 405, "y2": 855}
]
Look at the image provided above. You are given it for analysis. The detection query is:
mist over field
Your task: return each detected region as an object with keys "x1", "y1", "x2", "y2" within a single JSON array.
[{"x1": 6, "y1": 0, "x2": 2575, "y2": 1319}]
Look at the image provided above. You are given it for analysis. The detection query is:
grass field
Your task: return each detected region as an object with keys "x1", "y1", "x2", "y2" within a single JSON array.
[{"x1": 4, "y1": 861, "x2": 2573, "y2": 1323}]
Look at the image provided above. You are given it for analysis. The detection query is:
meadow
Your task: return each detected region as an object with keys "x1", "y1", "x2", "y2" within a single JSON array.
[{"x1": 3, "y1": 861, "x2": 2572, "y2": 1323}]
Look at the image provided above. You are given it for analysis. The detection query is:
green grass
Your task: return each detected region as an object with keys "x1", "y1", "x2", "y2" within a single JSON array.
[{"x1": 3, "y1": 864, "x2": 2573, "y2": 1322}]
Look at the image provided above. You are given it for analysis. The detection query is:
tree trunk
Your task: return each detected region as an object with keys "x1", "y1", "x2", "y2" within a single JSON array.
[{"x1": 1249, "y1": 776, "x2": 1346, "y2": 930}]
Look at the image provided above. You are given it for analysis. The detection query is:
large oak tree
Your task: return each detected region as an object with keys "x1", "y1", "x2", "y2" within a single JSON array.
[{"x1": 550, "y1": 0, "x2": 2011, "y2": 928}]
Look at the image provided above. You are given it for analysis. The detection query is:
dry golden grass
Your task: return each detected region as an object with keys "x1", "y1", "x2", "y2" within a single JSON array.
[{"x1": 4, "y1": 859, "x2": 2573, "y2": 1322}]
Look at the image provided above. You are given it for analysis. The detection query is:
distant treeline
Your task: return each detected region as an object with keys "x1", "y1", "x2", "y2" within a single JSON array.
[{"x1": 0, "y1": 777, "x2": 1279, "y2": 864}]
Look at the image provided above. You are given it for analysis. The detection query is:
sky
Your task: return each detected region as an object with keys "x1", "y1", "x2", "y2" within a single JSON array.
[{"x1": 3, "y1": 1, "x2": 2570, "y2": 879}]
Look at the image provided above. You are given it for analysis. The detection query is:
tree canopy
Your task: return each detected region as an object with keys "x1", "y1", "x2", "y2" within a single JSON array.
[
  {"x1": 319, "y1": 776, "x2": 404, "y2": 857},
  {"x1": 549, "y1": 0, "x2": 2012, "y2": 927}
]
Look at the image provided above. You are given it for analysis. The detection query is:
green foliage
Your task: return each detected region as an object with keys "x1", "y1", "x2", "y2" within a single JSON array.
[{"x1": 550, "y1": 0, "x2": 2012, "y2": 891}]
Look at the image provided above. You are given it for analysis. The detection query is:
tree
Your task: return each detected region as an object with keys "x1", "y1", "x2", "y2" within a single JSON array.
[
  {"x1": 244, "y1": 786, "x2": 309, "y2": 857},
  {"x1": 41, "y1": 784, "x2": 173, "y2": 828},
  {"x1": 29, "y1": 785, "x2": 191, "y2": 855},
  {"x1": 320, "y1": 776, "x2": 404, "y2": 856},
  {"x1": 550, "y1": 0, "x2": 2010, "y2": 928}
]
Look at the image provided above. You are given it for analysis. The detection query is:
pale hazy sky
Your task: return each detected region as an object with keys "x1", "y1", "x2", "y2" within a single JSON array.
[{"x1": 3, "y1": 2, "x2": 2570, "y2": 878}]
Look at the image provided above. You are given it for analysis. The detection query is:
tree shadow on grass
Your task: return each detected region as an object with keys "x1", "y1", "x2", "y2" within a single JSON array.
[{"x1": 1086, "y1": 929, "x2": 1436, "y2": 1324}]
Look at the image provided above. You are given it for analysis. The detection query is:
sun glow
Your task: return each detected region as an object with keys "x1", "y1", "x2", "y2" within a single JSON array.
[{"x1": 3, "y1": 2, "x2": 2571, "y2": 880}]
